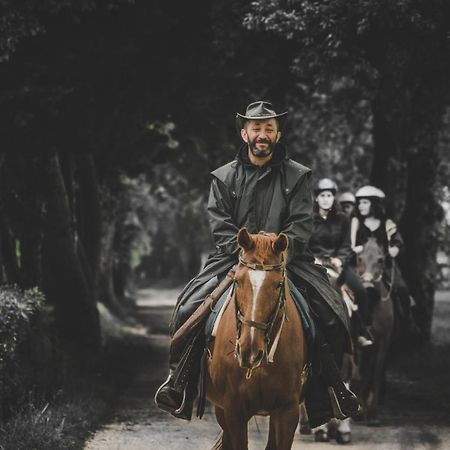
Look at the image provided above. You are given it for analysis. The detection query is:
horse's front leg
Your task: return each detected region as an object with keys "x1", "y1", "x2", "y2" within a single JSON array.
[
  {"x1": 369, "y1": 334, "x2": 390, "y2": 426},
  {"x1": 212, "y1": 406, "x2": 233, "y2": 450},
  {"x1": 266, "y1": 402, "x2": 299, "y2": 450},
  {"x1": 222, "y1": 403, "x2": 250, "y2": 450}
]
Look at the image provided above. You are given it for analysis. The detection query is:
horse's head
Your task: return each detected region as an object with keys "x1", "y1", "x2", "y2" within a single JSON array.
[
  {"x1": 356, "y1": 237, "x2": 385, "y2": 286},
  {"x1": 234, "y1": 227, "x2": 288, "y2": 370}
]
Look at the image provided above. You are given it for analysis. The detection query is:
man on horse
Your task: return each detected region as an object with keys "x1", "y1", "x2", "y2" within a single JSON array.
[{"x1": 155, "y1": 101, "x2": 360, "y2": 426}]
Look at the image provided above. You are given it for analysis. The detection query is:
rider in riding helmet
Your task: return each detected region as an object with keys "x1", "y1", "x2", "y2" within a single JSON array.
[
  {"x1": 338, "y1": 192, "x2": 356, "y2": 217},
  {"x1": 309, "y1": 179, "x2": 373, "y2": 347},
  {"x1": 352, "y1": 185, "x2": 401, "y2": 258},
  {"x1": 352, "y1": 186, "x2": 415, "y2": 337}
]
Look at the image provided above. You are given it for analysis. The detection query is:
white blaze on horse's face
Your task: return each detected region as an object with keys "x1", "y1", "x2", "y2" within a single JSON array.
[{"x1": 248, "y1": 269, "x2": 267, "y2": 343}]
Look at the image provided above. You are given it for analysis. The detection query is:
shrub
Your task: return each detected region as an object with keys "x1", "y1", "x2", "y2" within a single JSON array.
[{"x1": 0, "y1": 286, "x2": 48, "y2": 418}]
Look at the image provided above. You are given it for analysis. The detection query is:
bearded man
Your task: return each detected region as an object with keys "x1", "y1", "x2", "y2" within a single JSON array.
[{"x1": 155, "y1": 101, "x2": 360, "y2": 427}]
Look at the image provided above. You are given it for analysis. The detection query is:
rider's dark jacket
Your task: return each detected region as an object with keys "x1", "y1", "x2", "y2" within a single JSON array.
[
  {"x1": 170, "y1": 143, "x2": 350, "y2": 339},
  {"x1": 355, "y1": 219, "x2": 403, "y2": 253},
  {"x1": 308, "y1": 207, "x2": 352, "y2": 262}
]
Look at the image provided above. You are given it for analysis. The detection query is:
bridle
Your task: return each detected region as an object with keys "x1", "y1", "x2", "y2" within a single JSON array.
[
  {"x1": 233, "y1": 253, "x2": 288, "y2": 377},
  {"x1": 359, "y1": 245, "x2": 395, "y2": 302}
]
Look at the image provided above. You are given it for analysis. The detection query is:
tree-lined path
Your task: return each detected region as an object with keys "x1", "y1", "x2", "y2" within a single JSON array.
[{"x1": 84, "y1": 289, "x2": 450, "y2": 450}]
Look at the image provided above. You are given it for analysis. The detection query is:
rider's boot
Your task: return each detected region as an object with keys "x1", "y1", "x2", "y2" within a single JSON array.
[
  {"x1": 319, "y1": 340, "x2": 361, "y2": 420},
  {"x1": 154, "y1": 332, "x2": 203, "y2": 420}
]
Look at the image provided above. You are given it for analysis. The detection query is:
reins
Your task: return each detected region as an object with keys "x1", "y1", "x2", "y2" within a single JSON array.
[{"x1": 234, "y1": 253, "x2": 288, "y2": 377}]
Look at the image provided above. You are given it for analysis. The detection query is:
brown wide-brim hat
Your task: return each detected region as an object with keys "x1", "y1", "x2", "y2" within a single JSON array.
[{"x1": 236, "y1": 101, "x2": 288, "y2": 132}]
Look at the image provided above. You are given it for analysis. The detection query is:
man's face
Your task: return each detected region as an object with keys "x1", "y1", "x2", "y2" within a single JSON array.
[
  {"x1": 358, "y1": 198, "x2": 372, "y2": 217},
  {"x1": 240, "y1": 118, "x2": 281, "y2": 158},
  {"x1": 316, "y1": 191, "x2": 335, "y2": 211}
]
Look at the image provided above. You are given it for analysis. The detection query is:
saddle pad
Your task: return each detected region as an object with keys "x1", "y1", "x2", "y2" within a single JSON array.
[
  {"x1": 204, "y1": 285, "x2": 233, "y2": 339},
  {"x1": 204, "y1": 280, "x2": 315, "y2": 347},
  {"x1": 287, "y1": 279, "x2": 316, "y2": 346}
]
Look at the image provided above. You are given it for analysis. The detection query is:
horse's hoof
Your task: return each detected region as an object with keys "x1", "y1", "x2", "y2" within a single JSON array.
[
  {"x1": 314, "y1": 430, "x2": 329, "y2": 442},
  {"x1": 299, "y1": 422, "x2": 311, "y2": 435},
  {"x1": 336, "y1": 431, "x2": 351, "y2": 444}
]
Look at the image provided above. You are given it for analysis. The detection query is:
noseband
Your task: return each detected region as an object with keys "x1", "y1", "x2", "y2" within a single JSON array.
[{"x1": 234, "y1": 254, "x2": 287, "y2": 374}]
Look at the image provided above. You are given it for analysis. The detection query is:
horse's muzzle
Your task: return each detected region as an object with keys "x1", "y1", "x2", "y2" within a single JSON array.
[{"x1": 238, "y1": 347, "x2": 265, "y2": 370}]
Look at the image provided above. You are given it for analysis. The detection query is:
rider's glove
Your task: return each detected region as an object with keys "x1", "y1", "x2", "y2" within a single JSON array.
[
  {"x1": 330, "y1": 257, "x2": 342, "y2": 268},
  {"x1": 352, "y1": 245, "x2": 363, "y2": 255},
  {"x1": 388, "y1": 246, "x2": 400, "y2": 258}
]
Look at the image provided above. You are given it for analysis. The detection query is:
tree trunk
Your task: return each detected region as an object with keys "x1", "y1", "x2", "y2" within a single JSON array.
[
  {"x1": 76, "y1": 154, "x2": 102, "y2": 299},
  {"x1": 0, "y1": 217, "x2": 20, "y2": 284},
  {"x1": 370, "y1": 93, "x2": 409, "y2": 220},
  {"x1": 97, "y1": 197, "x2": 127, "y2": 318},
  {"x1": 42, "y1": 152, "x2": 100, "y2": 353}
]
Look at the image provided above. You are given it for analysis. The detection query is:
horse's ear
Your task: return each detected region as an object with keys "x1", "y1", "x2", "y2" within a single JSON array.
[
  {"x1": 273, "y1": 233, "x2": 288, "y2": 255},
  {"x1": 237, "y1": 227, "x2": 254, "y2": 251}
]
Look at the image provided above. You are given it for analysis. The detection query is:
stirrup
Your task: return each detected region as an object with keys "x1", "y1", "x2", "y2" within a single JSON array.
[
  {"x1": 154, "y1": 374, "x2": 176, "y2": 409},
  {"x1": 327, "y1": 386, "x2": 360, "y2": 420}
]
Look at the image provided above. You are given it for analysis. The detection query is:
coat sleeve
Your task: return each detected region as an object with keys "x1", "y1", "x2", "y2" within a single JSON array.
[
  {"x1": 207, "y1": 177, "x2": 240, "y2": 256},
  {"x1": 281, "y1": 172, "x2": 313, "y2": 263},
  {"x1": 386, "y1": 218, "x2": 403, "y2": 249},
  {"x1": 335, "y1": 214, "x2": 352, "y2": 261}
]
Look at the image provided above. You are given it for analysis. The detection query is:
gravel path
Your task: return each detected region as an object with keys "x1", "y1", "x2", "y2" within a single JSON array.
[{"x1": 84, "y1": 289, "x2": 450, "y2": 450}]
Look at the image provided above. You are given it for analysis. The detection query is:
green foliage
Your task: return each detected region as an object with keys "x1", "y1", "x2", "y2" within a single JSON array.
[
  {"x1": 0, "y1": 0, "x2": 134, "y2": 62},
  {"x1": 0, "y1": 391, "x2": 106, "y2": 450},
  {"x1": 0, "y1": 286, "x2": 44, "y2": 364}
]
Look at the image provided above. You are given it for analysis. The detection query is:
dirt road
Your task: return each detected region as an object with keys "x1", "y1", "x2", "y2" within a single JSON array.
[{"x1": 84, "y1": 288, "x2": 450, "y2": 450}]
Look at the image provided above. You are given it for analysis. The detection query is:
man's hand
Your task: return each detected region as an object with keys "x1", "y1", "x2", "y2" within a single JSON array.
[
  {"x1": 330, "y1": 257, "x2": 342, "y2": 269},
  {"x1": 388, "y1": 246, "x2": 400, "y2": 258},
  {"x1": 352, "y1": 245, "x2": 363, "y2": 255}
]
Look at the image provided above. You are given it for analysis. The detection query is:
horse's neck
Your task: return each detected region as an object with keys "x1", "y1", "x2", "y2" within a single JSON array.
[{"x1": 364, "y1": 217, "x2": 381, "y2": 232}]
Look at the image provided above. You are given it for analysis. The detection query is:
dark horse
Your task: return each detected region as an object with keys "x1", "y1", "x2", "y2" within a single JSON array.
[
  {"x1": 355, "y1": 237, "x2": 394, "y2": 425},
  {"x1": 206, "y1": 228, "x2": 308, "y2": 450}
]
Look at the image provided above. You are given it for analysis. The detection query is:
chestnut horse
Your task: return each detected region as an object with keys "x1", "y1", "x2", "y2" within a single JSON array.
[
  {"x1": 206, "y1": 228, "x2": 308, "y2": 450},
  {"x1": 355, "y1": 237, "x2": 394, "y2": 425}
]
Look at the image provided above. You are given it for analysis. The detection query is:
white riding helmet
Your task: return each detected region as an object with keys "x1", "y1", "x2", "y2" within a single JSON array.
[
  {"x1": 314, "y1": 178, "x2": 338, "y2": 196},
  {"x1": 339, "y1": 192, "x2": 356, "y2": 204},
  {"x1": 355, "y1": 185, "x2": 385, "y2": 199}
]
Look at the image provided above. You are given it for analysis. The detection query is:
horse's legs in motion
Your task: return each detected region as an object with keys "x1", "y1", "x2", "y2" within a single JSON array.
[
  {"x1": 298, "y1": 402, "x2": 311, "y2": 435},
  {"x1": 221, "y1": 404, "x2": 250, "y2": 450},
  {"x1": 265, "y1": 402, "x2": 300, "y2": 450},
  {"x1": 368, "y1": 333, "x2": 391, "y2": 425},
  {"x1": 212, "y1": 406, "x2": 233, "y2": 450}
]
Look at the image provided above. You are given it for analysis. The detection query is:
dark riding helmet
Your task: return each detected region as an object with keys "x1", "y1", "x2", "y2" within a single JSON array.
[
  {"x1": 314, "y1": 178, "x2": 338, "y2": 196},
  {"x1": 338, "y1": 192, "x2": 356, "y2": 205}
]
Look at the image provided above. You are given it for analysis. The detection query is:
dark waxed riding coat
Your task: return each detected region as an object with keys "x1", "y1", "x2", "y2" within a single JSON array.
[
  {"x1": 170, "y1": 144, "x2": 350, "y2": 340},
  {"x1": 308, "y1": 208, "x2": 352, "y2": 262}
]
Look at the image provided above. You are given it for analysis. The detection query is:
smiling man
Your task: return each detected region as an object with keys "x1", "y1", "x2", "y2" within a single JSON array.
[{"x1": 155, "y1": 101, "x2": 359, "y2": 427}]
